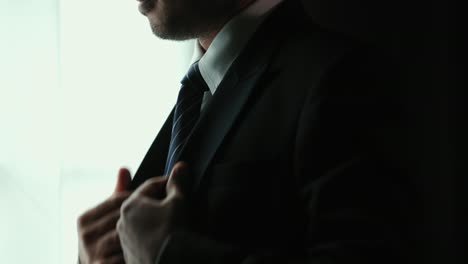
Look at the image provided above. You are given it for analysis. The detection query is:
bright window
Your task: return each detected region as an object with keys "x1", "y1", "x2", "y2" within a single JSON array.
[{"x1": 0, "y1": 0, "x2": 192, "y2": 262}]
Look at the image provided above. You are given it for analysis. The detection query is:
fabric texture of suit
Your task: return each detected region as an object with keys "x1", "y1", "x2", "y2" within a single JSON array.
[{"x1": 130, "y1": 0, "x2": 419, "y2": 263}]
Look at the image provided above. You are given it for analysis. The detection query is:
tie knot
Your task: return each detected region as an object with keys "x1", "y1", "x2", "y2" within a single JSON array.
[{"x1": 181, "y1": 62, "x2": 209, "y2": 93}]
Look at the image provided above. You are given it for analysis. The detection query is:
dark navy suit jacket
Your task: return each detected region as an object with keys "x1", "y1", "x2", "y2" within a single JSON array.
[{"x1": 130, "y1": 0, "x2": 418, "y2": 263}]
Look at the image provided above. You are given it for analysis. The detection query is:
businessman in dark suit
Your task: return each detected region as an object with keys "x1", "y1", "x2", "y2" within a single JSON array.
[{"x1": 77, "y1": 0, "x2": 418, "y2": 263}]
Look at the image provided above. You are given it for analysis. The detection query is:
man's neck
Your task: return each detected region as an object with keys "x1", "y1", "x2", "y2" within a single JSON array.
[
  {"x1": 198, "y1": 31, "x2": 219, "y2": 52},
  {"x1": 198, "y1": 0, "x2": 256, "y2": 51}
]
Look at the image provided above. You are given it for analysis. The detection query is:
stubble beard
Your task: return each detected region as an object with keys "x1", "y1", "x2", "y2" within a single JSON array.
[{"x1": 147, "y1": 0, "x2": 239, "y2": 41}]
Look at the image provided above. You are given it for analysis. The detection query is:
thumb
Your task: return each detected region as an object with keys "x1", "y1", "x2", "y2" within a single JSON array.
[
  {"x1": 167, "y1": 162, "x2": 188, "y2": 196},
  {"x1": 114, "y1": 167, "x2": 132, "y2": 193}
]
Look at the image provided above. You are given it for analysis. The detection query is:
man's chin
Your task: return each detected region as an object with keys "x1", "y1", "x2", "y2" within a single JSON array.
[
  {"x1": 149, "y1": 23, "x2": 169, "y2": 39},
  {"x1": 149, "y1": 20, "x2": 197, "y2": 41},
  {"x1": 145, "y1": 13, "x2": 171, "y2": 39}
]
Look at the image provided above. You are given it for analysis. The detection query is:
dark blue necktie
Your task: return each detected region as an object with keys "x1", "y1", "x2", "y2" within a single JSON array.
[{"x1": 164, "y1": 62, "x2": 208, "y2": 176}]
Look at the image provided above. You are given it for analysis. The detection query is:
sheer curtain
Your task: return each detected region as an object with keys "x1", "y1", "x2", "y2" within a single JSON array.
[{"x1": 0, "y1": 0, "x2": 192, "y2": 262}]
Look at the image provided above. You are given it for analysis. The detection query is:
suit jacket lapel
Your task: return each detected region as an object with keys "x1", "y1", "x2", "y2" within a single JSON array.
[
  {"x1": 177, "y1": 0, "x2": 299, "y2": 193},
  {"x1": 178, "y1": 63, "x2": 269, "y2": 193},
  {"x1": 129, "y1": 108, "x2": 174, "y2": 190}
]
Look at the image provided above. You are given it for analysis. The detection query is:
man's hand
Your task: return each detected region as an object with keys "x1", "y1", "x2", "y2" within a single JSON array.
[
  {"x1": 77, "y1": 168, "x2": 132, "y2": 264},
  {"x1": 117, "y1": 162, "x2": 188, "y2": 264}
]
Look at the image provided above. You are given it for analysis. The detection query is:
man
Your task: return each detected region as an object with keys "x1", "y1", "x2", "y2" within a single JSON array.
[{"x1": 77, "y1": 0, "x2": 418, "y2": 263}]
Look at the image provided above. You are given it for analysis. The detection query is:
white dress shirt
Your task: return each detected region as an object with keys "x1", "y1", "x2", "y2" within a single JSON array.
[{"x1": 189, "y1": 0, "x2": 284, "y2": 109}]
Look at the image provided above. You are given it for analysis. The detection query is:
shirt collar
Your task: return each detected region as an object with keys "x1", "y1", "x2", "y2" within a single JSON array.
[{"x1": 190, "y1": 0, "x2": 284, "y2": 94}]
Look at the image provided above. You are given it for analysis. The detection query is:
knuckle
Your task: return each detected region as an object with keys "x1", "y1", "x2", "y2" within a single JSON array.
[
  {"x1": 116, "y1": 219, "x2": 123, "y2": 234},
  {"x1": 147, "y1": 176, "x2": 165, "y2": 184},
  {"x1": 94, "y1": 240, "x2": 107, "y2": 259},
  {"x1": 103, "y1": 201, "x2": 118, "y2": 213},
  {"x1": 173, "y1": 191, "x2": 184, "y2": 200},
  {"x1": 168, "y1": 191, "x2": 184, "y2": 204},
  {"x1": 111, "y1": 230, "x2": 121, "y2": 244},
  {"x1": 144, "y1": 176, "x2": 166, "y2": 188},
  {"x1": 77, "y1": 216, "x2": 84, "y2": 229},
  {"x1": 112, "y1": 208, "x2": 121, "y2": 221},
  {"x1": 120, "y1": 199, "x2": 132, "y2": 216},
  {"x1": 107, "y1": 196, "x2": 120, "y2": 207},
  {"x1": 107, "y1": 207, "x2": 120, "y2": 220},
  {"x1": 114, "y1": 191, "x2": 131, "y2": 200},
  {"x1": 80, "y1": 229, "x2": 95, "y2": 244},
  {"x1": 77, "y1": 213, "x2": 88, "y2": 228},
  {"x1": 108, "y1": 194, "x2": 126, "y2": 206}
]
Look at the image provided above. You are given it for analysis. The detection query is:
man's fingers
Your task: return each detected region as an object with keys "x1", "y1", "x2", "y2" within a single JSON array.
[
  {"x1": 78, "y1": 193, "x2": 130, "y2": 227},
  {"x1": 115, "y1": 168, "x2": 132, "y2": 193},
  {"x1": 95, "y1": 230, "x2": 123, "y2": 258},
  {"x1": 129, "y1": 162, "x2": 188, "y2": 200},
  {"x1": 134, "y1": 176, "x2": 168, "y2": 199},
  {"x1": 83, "y1": 209, "x2": 121, "y2": 243}
]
